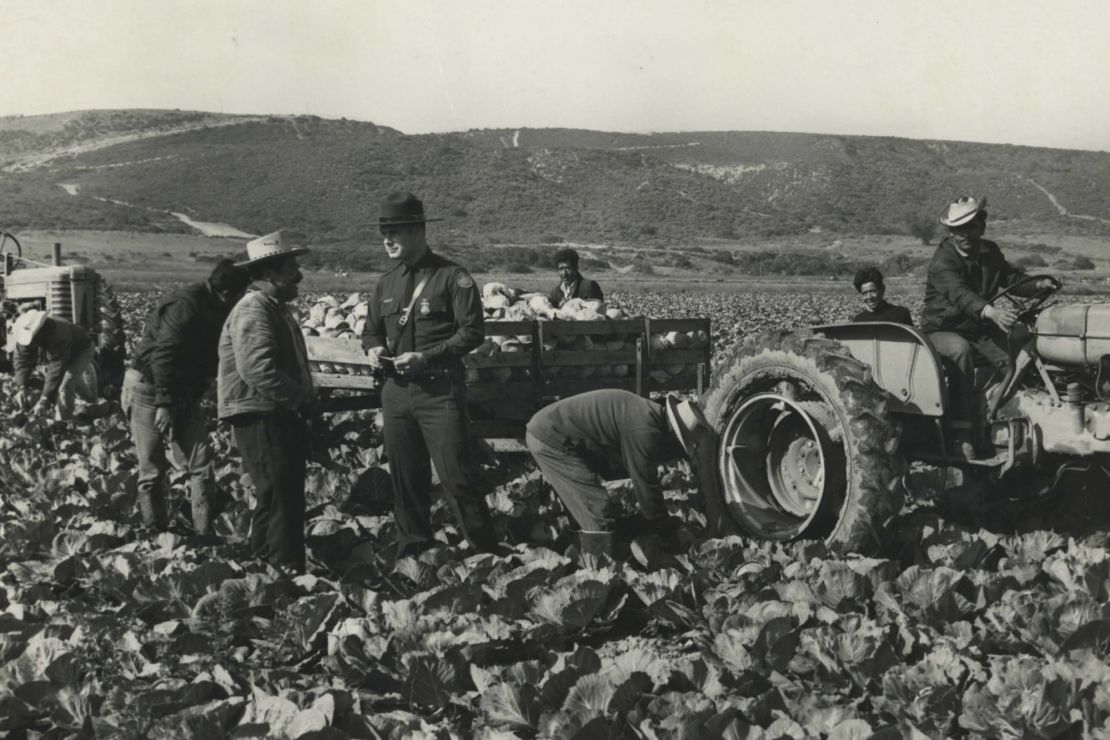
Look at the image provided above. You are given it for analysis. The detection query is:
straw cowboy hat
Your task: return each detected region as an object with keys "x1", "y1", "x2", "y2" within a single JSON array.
[
  {"x1": 235, "y1": 230, "x2": 309, "y2": 267},
  {"x1": 14, "y1": 309, "x2": 48, "y2": 346},
  {"x1": 665, "y1": 396, "x2": 711, "y2": 456},
  {"x1": 939, "y1": 196, "x2": 988, "y2": 228},
  {"x1": 378, "y1": 192, "x2": 443, "y2": 227}
]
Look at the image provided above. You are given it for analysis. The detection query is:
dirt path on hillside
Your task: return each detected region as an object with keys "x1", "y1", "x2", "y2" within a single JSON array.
[{"x1": 1023, "y1": 176, "x2": 1110, "y2": 226}]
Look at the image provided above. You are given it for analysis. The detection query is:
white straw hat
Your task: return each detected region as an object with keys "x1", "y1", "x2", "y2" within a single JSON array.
[
  {"x1": 14, "y1": 309, "x2": 48, "y2": 346},
  {"x1": 236, "y1": 229, "x2": 310, "y2": 267},
  {"x1": 939, "y1": 196, "x2": 987, "y2": 227},
  {"x1": 664, "y1": 395, "x2": 710, "y2": 456}
]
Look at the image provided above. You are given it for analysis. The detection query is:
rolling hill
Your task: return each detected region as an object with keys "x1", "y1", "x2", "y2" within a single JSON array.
[{"x1": 0, "y1": 110, "x2": 1107, "y2": 273}]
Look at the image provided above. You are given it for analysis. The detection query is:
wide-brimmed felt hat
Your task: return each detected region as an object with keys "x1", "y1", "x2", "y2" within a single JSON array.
[
  {"x1": 665, "y1": 395, "x2": 711, "y2": 457},
  {"x1": 235, "y1": 229, "x2": 310, "y2": 267},
  {"x1": 14, "y1": 309, "x2": 48, "y2": 346},
  {"x1": 378, "y1": 191, "x2": 442, "y2": 227},
  {"x1": 939, "y1": 196, "x2": 988, "y2": 228}
]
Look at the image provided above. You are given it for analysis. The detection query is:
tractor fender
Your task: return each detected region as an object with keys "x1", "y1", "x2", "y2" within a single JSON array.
[{"x1": 811, "y1": 322, "x2": 947, "y2": 417}]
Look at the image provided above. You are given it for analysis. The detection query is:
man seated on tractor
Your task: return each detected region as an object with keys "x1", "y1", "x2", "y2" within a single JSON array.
[
  {"x1": 11, "y1": 308, "x2": 96, "y2": 421},
  {"x1": 525, "y1": 389, "x2": 713, "y2": 568},
  {"x1": 851, "y1": 266, "x2": 913, "y2": 325},
  {"x1": 922, "y1": 196, "x2": 1055, "y2": 458},
  {"x1": 548, "y1": 248, "x2": 604, "y2": 309}
]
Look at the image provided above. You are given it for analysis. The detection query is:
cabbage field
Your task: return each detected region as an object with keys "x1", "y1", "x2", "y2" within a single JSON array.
[{"x1": 3, "y1": 287, "x2": 1110, "y2": 739}]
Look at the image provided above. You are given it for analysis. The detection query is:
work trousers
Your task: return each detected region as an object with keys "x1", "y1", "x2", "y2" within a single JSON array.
[
  {"x1": 381, "y1": 376, "x2": 495, "y2": 557},
  {"x1": 231, "y1": 410, "x2": 308, "y2": 572},
  {"x1": 927, "y1": 330, "x2": 1010, "y2": 426},
  {"x1": 121, "y1": 369, "x2": 215, "y2": 533},
  {"x1": 55, "y1": 344, "x2": 97, "y2": 420},
  {"x1": 525, "y1": 431, "x2": 668, "y2": 532}
]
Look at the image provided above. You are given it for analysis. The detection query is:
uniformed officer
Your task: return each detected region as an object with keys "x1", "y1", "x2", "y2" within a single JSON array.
[{"x1": 361, "y1": 191, "x2": 497, "y2": 559}]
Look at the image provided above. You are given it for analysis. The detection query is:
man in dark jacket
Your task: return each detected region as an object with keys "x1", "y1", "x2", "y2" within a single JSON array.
[
  {"x1": 548, "y1": 248, "x2": 604, "y2": 309},
  {"x1": 11, "y1": 309, "x2": 96, "y2": 421},
  {"x1": 851, "y1": 267, "x2": 913, "y2": 325},
  {"x1": 921, "y1": 196, "x2": 1054, "y2": 457},
  {"x1": 525, "y1": 389, "x2": 712, "y2": 563},
  {"x1": 218, "y1": 231, "x2": 316, "y2": 572},
  {"x1": 362, "y1": 191, "x2": 497, "y2": 559},
  {"x1": 123, "y1": 259, "x2": 250, "y2": 533}
]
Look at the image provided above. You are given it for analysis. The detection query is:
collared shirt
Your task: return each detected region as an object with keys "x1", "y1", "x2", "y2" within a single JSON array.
[{"x1": 361, "y1": 250, "x2": 484, "y2": 363}]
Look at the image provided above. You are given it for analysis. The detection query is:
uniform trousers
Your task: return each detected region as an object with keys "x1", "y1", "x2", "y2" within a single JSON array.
[
  {"x1": 381, "y1": 375, "x2": 495, "y2": 557},
  {"x1": 231, "y1": 409, "x2": 308, "y2": 571},
  {"x1": 927, "y1": 330, "x2": 1010, "y2": 426},
  {"x1": 122, "y1": 369, "x2": 215, "y2": 532}
]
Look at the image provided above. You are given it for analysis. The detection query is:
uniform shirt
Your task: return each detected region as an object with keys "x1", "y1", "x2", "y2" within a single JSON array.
[
  {"x1": 361, "y1": 251, "x2": 484, "y2": 365},
  {"x1": 852, "y1": 301, "x2": 914, "y2": 326},
  {"x1": 526, "y1": 389, "x2": 673, "y2": 506}
]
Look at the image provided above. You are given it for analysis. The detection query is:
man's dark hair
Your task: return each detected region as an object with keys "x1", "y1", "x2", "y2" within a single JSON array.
[
  {"x1": 209, "y1": 259, "x2": 251, "y2": 294},
  {"x1": 554, "y1": 248, "x2": 580, "y2": 269},
  {"x1": 853, "y1": 266, "x2": 885, "y2": 293}
]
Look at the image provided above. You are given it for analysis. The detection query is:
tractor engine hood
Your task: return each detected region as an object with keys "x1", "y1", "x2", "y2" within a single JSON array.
[{"x1": 1036, "y1": 304, "x2": 1110, "y2": 365}]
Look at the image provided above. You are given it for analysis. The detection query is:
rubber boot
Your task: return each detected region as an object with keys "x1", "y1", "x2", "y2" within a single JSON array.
[
  {"x1": 137, "y1": 488, "x2": 168, "y2": 531},
  {"x1": 952, "y1": 422, "x2": 977, "y2": 460},
  {"x1": 577, "y1": 530, "x2": 614, "y2": 563},
  {"x1": 190, "y1": 475, "x2": 215, "y2": 536}
]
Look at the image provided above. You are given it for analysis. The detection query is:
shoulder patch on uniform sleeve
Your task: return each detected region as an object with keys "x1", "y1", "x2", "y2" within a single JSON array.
[{"x1": 456, "y1": 271, "x2": 475, "y2": 289}]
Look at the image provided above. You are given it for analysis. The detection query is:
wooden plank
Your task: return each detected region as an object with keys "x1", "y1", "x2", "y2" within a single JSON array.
[
  {"x1": 538, "y1": 319, "x2": 646, "y2": 336},
  {"x1": 483, "y1": 320, "x2": 535, "y2": 333},
  {"x1": 541, "y1": 378, "x2": 637, "y2": 397},
  {"x1": 466, "y1": 382, "x2": 538, "y2": 402},
  {"x1": 651, "y1": 349, "x2": 711, "y2": 363},
  {"x1": 464, "y1": 353, "x2": 534, "y2": 368},
  {"x1": 313, "y1": 373, "x2": 380, "y2": 390},
  {"x1": 470, "y1": 419, "x2": 527, "y2": 439},
  {"x1": 317, "y1": 393, "x2": 381, "y2": 411},
  {"x1": 649, "y1": 318, "x2": 711, "y2": 332},
  {"x1": 542, "y1": 350, "x2": 639, "y2": 365},
  {"x1": 305, "y1": 336, "x2": 367, "y2": 365}
]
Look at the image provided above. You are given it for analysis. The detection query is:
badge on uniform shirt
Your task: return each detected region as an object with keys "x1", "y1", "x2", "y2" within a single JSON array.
[
  {"x1": 419, "y1": 298, "x2": 431, "y2": 316},
  {"x1": 456, "y1": 271, "x2": 474, "y2": 289}
]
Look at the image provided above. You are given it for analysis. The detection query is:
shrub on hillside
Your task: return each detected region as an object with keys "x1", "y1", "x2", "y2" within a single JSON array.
[
  {"x1": 1015, "y1": 254, "x2": 1047, "y2": 268},
  {"x1": 905, "y1": 214, "x2": 938, "y2": 245},
  {"x1": 1073, "y1": 255, "x2": 1096, "y2": 270}
]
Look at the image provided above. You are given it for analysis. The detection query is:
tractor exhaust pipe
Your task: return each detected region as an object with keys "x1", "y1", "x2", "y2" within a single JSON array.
[{"x1": 52, "y1": 242, "x2": 62, "y2": 266}]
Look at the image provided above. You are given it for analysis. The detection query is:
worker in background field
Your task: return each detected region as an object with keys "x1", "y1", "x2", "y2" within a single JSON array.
[
  {"x1": 922, "y1": 195, "x2": 1055, "y2": 458},
  {"x1": 362, "y1": 191, "x2": 498, "y2": 560},
  {"x1": 851, "y1": 266, "x2": 913, "y2": 325},
  {"x1": 525, "y1": 389, "x2": 715, "y2": 568},
  {"x1": 123, "y1": 259, "x2": 251, "y2": 534},
  {"x1": 548, "y1": 247, "x2": 604, "y2": 309},
  {"x1": 218, "y1": 230, "x2": 316, "y2": 573},
  {"x1": 11, "y1": 308, "x2": 96, "y2": 421}
]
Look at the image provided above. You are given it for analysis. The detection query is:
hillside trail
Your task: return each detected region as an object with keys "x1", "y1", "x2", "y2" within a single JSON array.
[
  {"x1": 1022, "y1": 175, "x2": 1110, "y2": 226},
  {"x1": 1, "y1": 116, "x2": 269, "y2": 173}
]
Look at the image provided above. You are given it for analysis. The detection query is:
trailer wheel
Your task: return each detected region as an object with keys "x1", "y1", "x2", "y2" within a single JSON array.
[
  {"x1": 702, "y1": 329, "x2": 902, "y2": 553},
  {"x1": 95, "y1": 275, "x2": 126, "y2": 400}
]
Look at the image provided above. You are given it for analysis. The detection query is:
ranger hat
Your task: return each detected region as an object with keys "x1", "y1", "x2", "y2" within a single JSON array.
[
  {"x1": 378, "y1": 191, "x2": 442, "y2": 227},
  {"x1": 939, "y1": 196, "x2": 988, "y2": 227},
  {"x1": 664, "y1": 395, "x2": 711, "y2": 457},
  {"x1": 236, "y1": 229, "x2": 310, "y2": 267},
  {"x1": 14, "y1": 309, "x2": 48, "y2": 346}
]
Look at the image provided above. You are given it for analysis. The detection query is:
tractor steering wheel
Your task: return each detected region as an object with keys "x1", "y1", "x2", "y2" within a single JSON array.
[
  {"x1": 988, "y1": 273, "x2": 1061, "y2": 318},
  {"x1": 0, "y1": 231, "x2": 21, "y2": 264}
]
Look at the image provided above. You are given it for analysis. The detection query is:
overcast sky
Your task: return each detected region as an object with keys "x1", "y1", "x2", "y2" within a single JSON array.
[{"x1": 2, "y1": 0, "x2": 1108, "y2": 151}]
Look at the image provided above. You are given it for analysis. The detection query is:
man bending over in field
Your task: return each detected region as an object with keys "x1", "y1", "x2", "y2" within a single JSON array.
[{"x1": 525, "y1": 389, "x2": 716, "y2": 568}]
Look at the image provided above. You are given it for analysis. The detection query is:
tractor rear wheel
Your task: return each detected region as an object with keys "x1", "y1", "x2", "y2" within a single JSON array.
[
  {"x1": 94, "y1": 275, "x2": 126, "y2": 400},
  {"x1": 702, "y1": 330, "x2": 903, "y2": 552}
]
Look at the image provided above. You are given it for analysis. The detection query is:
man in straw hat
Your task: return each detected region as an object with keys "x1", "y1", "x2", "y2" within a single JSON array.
[
  {"x1": 124, "y1": 259, "x2": 251, "y2": 534},
  {"x1": 525, "y1": 389, "x2": 714, "y2": 567},
  {"x1": 922, "y1": 196, "x2": 1055, "y2": 458},
  {"x1": 361, "y1": 191, "x2": 497, "y2": 559},
  {"x1": 218, "y1": 230, "x2": 316, "y2": 573},
  {"x1": 11, "y1": 308, "x2": 97, "y2": 421}
]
